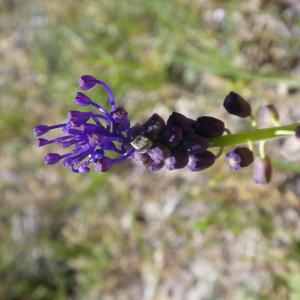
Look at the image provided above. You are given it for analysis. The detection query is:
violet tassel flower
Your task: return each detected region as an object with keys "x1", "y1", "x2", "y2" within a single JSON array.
[
  {"x1": 33, "y1": 75, "x2": 135, "y2": 173},
  {"x1": 34, "y1": 76, "x2": 299, "y2": 184}
]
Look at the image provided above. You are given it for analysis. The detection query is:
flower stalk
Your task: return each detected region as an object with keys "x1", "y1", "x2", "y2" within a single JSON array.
[{"x1": 209, "y1": 123, "x2": 300, "y2": 148}]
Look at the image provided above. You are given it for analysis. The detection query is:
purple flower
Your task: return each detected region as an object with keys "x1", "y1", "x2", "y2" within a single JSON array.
[
  {"x1": 295, "y1": 126, "x2": 300, "y2": 141},
  {"x1": 159, "y1": 125, "x2": 183, "y2": 147},
  {"x1": 165, "y1": 148, "x2": 189, "y2": 170},
  {"x1": 147, "y1": 143, "x2": 170, "y2": 164},
  {"x1": 167, "y1": 112, "x2": 194, "y2": 133},
  {"x1": 34, "y1": 75, "x2": 135, "y2": 173},
  {"x1": 226, "y1": 147, "x2": 254, "y2": 170},
  {"x1": 183, "y1": 133, "x2": 209, "y2": 154},
  {"x1": 143, "y1": 113, "x2": 166, "y2": 141},
  {"x1": 257, "y1": 104, "x2": 279, "y2": 128},
  {"x1": 94, "y1": 157, "x2": 113, "y2": 173},
  {"x1": 148, "y1": 160, "x2": 164, "y2": 172},
  {"x1": 223, "y1": 92, "x2": 252, "y2": 118},
  {"x1": 36, "y1": 77, "x2": 241, "y2": 175},
  {"x1": 188, "y1": 151, "x2": 216, "y2": 172},
  {"x1": 253, "y1": 156, "x2": 272, "y2": 184},
  {"x1": 75, "y1": 92, "x2": 93, "y2": 106},
  {"x1": 33, "y1": 124, "x2": 65, "y2": 137},
  {"x1": 194, "y1": 116, "x2": 225, "y2": 138},
  {"x1": 131, "y1": 151, "x2": 151, "y2": 169},
  {"x1": 44, "y1": 153, "x2": 62, "y2": 165},
  {"x1": 78, "y1": 75, "x2": 98, "y2": 90},
  {"x1": 111, "y1": 107, "x2": 130, "y2": 130}
]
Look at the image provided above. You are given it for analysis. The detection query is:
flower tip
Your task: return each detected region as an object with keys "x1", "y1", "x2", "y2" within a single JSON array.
[
  {"x1": 33, "y1": 125, "x2": 49, "y2": 137},
  {"x1": 75, "y1": 92, "x2": 92, "y2": 106},
  {"x1": 67, "y1": 110, "x2": 90, "y2": 127},
  {"x1": 36, "y1": 138, "x2": 49, "y2": 147},
  {"x1": 78, "y1": 75, "x2": 98, "y2": 90},
  {"x1": 44, "y1": 153, "x2": 61, "y2": 165}
]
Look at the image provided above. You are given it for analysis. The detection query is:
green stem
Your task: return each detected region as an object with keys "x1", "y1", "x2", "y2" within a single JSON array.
[{"x1": 209, "y1": 123, "x2": 300, "y2": 148}]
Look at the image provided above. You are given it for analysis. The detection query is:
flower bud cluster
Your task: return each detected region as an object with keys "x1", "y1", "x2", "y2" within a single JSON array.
[
  {"x1": 222, "y1": 92, "x2": 298, "y2": 184},
  {"x1": 131, "y1": 112, "x2": 225, "y2": 172}
]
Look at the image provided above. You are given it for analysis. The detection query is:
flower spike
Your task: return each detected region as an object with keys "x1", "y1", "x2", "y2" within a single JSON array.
[{"x1": 34, "y1": 76, "x2": 300, "y2": 184}]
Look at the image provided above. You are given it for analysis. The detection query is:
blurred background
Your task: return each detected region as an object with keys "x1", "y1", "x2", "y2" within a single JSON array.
[{"x1": 1, "y1": 0, "x2": 300, "y2": 299}]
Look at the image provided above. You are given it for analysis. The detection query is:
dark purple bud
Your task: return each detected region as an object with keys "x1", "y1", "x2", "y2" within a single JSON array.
[
  {"x1": 165, "y1": 148, "x2": 189, "y2": 170},
  {"x1": 33, "y1": 125, "x2": 50, "y2": 137},
  {"x1": 194, "y1": 116, "x2": 225, "y2": 138},
  {"x1": 89, "y1": 150, "x2": 104, "y2": 163},
  {"x1": 226, "y1": 147, "x2": 254, "y2": 170},
  {"x1": 111, "y1": 107, "x2": 128, "y2": 124},
  {"x1": 253, "y1": 156, "x2": 272, "y2": 184},
  {"x1": 44, "y1": 153, "x2": 61, "y2": 165},
  {"x1": 130, "y1": 123, "x2": 144, "y2": 140},
  {"x1": 183, "y1": 133, "x2": 209, "y2": 154},
  {"x1": 188, "y1": 151, "x2": 216, "y2": 172},
  {"x1": 143, "y1": 113, "x2": 166, "y2": 141},
  {"x1": 62, "y1": 157, "x2": 74, "y2": 167},
  {"x1": 167, "y1": 112, "x2": 194, "y2": 133},
  {"x1": 159, "y1": 125, "x2": 183, "y2": 147},
  {"x1": 223, "y1": 92, "x2": 252, "y2": 118},
  {"x1": 78, "y1": 75, "x2": 98, "y2": 90},
  {"x1": 67, "y1": 111, "x2": 90, "y2": 127},
  {"x1": 147, "y1": 143, "x2": 171, "y2": 164},
  {"x1": 132, "y1": 151, "x2": 151, "y2": 168},
  {"x1": 75, "y1": 92, "x2": 92, "y2": 106},
  {"x1": 295, "y1": 126, "x2": 300, "y2": 141},
  {"x1": 257, "y1": 104, "x2": 280, "y2": 128},
  {"x1": 148, "y1": 160, "x2": 164, "y2": 172},
  {"x1": 94, "y1": 157, "x2": 113, "y2": 172}
]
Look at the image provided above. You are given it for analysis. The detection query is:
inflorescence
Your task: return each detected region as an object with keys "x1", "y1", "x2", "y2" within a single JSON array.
[{"x1": 34, "y1": 75, "x2": 300, "y2": 184}]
